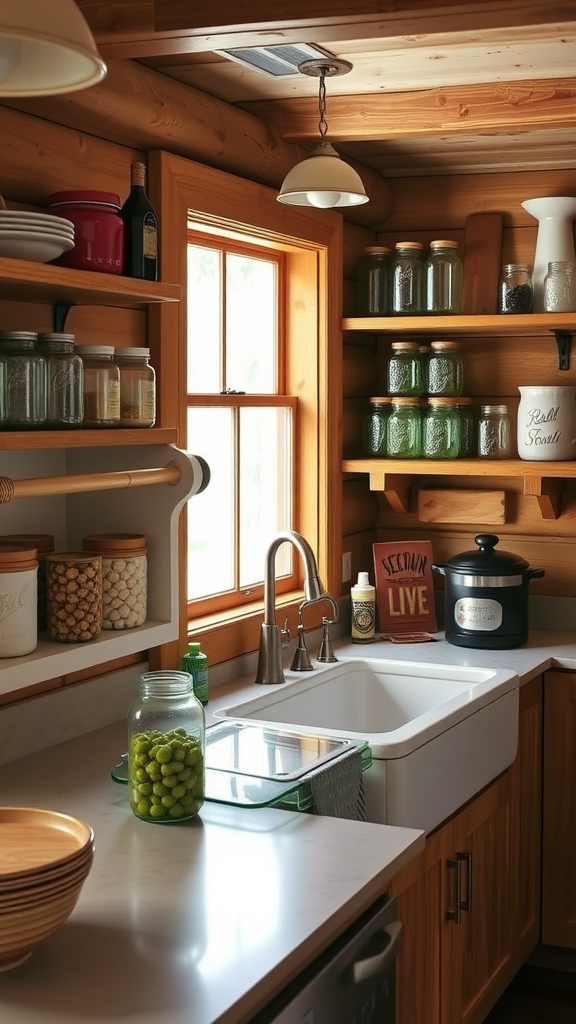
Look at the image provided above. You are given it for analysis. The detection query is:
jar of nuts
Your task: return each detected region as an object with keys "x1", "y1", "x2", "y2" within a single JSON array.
[
  {"x1": 81, "y1": 533, "x2": 147, "y2": 629},
  {"x1": 46, "y1": 552, "x2": 102, "y2": 643}
]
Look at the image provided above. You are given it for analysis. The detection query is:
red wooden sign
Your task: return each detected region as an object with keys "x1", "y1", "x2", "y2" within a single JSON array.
[{"x1": 372, "y1": 541, "x2": 438, "y2": 634}]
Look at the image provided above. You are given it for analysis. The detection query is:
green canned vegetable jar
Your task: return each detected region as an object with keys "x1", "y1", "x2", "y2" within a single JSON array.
[
  {"x1": 387, "y1": 341, "x2": 423, "y2": 396},
  {"x1": 362, "y1": 396, "x2": 392, "y2": 456},
  {"x1": 422, "y1": 397, "x2": 460, "y2": 459},
  {"x1": 127, "y1": 670, "x2": 205, "y2": 823},
  {"x1": 386, "y1": 397, "x2": 422, "y2": 458}
]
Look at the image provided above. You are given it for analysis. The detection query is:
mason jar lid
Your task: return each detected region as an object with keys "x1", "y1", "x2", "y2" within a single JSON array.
[
  {"x1": 391, "y1": 341, "x2": 420, "y2": 350},
  {"x1": 481, "y1": 404, "x2": 508, "y2": 415},
  {"x1": 369, "y1": 396, "x2": 392, "y2": 405},
  {"x1": 395, "y1": 241, "x2": 424, "y2": 249},
  {"x1": 430, "y1": 240, "x2": 459, "y2": 248},
  {"x1": 0, "y1": 331, "x2": 37, "y2": 343},
  {"x1": 390, "y1": 397, "x2": 421, "y2": 406},
  {"x1": 427, "y1": 397, "x2": 461, "y2": 406},
  {"x1": 37, "y1": 333, "x2": 75, "y2": 344},
  {"x1": 444, "y1": 534, "x2": 530, "y2": 575},
  {"x1": 82, "y1": 533, "x2": 147, "y2": 557},
  {"x1": 1, "y1": 533, "x2": 54, "y2": 554},
  {"x1": 0, "y1": 544, "x2": 38, "y2": 572},
  {"x1": 364, "y1": 246, "x2": 391, "y2": 254},
  {"x1": 79, "y1": 346, "x2": 115, "y2": 356},
  {"x1": 114, "y1": 347, "x2": 150, "y2": 359},
  {"x1": 430, "y1": 340, "x2": 460, "y2": 350}
]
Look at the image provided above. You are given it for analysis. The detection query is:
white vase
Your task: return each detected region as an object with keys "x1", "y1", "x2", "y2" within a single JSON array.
[
  {"x1": 521, "y1": 197, "x2": 576, "y2": 311},
  {"x1": 517, "y1": 385, "x2": 576, "y2": 461}
]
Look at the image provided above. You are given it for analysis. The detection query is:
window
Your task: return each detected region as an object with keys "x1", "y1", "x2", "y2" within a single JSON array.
[
  {"x1": 150, "y1": 151, "x2": 343, "y2": 666},
  {"x1": 186, "y1": 232, "x2": 297, "y2": 614}
]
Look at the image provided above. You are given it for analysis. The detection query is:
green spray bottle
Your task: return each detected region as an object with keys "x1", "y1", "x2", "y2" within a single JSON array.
[{"x1": 182, "y1": 642, "x2": 209, "y2": 705}]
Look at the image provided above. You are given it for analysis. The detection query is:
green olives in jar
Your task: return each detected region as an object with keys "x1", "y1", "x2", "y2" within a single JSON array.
[{"x1": 127, "y1": 670, "x2": 205, "y2": 822}]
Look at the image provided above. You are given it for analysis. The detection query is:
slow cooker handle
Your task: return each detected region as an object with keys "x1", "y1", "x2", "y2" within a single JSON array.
[{"x1": 527, "y1": 568, "x2": 545, "y2": 580}]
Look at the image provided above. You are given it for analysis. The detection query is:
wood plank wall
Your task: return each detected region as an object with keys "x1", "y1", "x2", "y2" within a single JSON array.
[{"x1": 342, "y1": 169, "x2": 576, "y2": 599}]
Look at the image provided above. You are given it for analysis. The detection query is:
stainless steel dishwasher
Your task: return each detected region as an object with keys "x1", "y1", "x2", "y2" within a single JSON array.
[{"x1": 248, "y1": 895, "x2": 401, "y2": 1024}]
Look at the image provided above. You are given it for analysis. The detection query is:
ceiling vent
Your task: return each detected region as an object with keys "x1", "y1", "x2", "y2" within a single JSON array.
[{"x1": 216, "y1": 43, "x2": 337, "y2": 78}]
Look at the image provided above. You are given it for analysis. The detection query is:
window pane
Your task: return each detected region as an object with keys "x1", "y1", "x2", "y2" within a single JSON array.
[
  {"x1": 239, "y1": 407, "x2": 292, "y2": 588},
  {"x1": 226, "y1": 254, "x2": 277, "y2": 394},
  {"x1": 187, "y1": 407, "x2": 235, "y2": 599},
  {"x1": 187, "y1": 246, "x2": 222, "y2": 393}
]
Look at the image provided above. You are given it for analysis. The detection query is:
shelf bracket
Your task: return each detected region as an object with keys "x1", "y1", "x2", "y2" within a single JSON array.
[
  {"x1": 368, "y1": 472, "x2": 415, "y2": 513},
  {"x1": 552, "y1": 330, "x2": 572, "y2": 370},
  {"x1": 522, "y1": 475, "x2": 563, "y2": 520},
  {"x1": 53, "y1": 302, "x2": 75, "y2": 333}
]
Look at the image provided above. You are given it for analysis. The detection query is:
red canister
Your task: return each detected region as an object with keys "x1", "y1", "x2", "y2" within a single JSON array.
[{"x1": 49, "y1": 190, "x2": 125, "y2": 275}]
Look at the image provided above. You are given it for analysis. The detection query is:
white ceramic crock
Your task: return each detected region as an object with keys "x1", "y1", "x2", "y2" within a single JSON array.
[{"x1": 517, "y1": 385, "x2": 576, "y2": 461}]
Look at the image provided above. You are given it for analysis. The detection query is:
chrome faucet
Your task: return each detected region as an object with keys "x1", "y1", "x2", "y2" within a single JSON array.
[{"x1": 255, "y1": 530, "x2": 325, "y2": 685}]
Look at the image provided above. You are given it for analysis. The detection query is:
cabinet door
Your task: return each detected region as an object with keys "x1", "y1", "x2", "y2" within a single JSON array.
[
  {"x1": 542, "y1": 670, "x2": 576, "y2": 948},
  {"x1": 511, "y1": 674, "x2": 543, "y2": 962},
  {"x1": 390, "y1": 824, "x2": 453, "y2": 1024},
  {"x1": 450, "y1": 770, "x2": 516, "y2": 1024}
]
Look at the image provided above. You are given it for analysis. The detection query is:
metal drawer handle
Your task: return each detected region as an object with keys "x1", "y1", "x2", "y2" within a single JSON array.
[{"x1": 447, "y1": 851, "x2": 473, "y2": 924}]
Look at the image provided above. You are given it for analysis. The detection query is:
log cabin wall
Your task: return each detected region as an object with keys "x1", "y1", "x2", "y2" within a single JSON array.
[{"x1": 342, "y1": 169, "x2": 576, "y2": 603}]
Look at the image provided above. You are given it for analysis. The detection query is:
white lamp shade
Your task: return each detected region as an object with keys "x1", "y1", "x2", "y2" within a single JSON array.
[
  {"x1": 277, "y1": 142, "x2": 369, "y2": 208},
  {"x1": 0, "y1": 0, "x2": 106, "y2": 96}
]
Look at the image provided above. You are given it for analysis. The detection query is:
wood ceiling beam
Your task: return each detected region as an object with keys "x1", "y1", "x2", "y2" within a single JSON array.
[
  {"x1": 0, "y1": 60, "x2": 393, "y2": 228},
  {"x1": 243, "y1": 78, "x2": 576, "y2": 143},
  {"x1": 75, "y1": 1, "x2": 576, "y2": 60}
]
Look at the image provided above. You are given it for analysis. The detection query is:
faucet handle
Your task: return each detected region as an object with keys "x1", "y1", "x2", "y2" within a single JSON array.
[
  {"x1": 317, "y1": 617, "x2": 337, "y2": 663},
  {"x1": 280, "y1": 617, "x2": 291, "y2": 648}
]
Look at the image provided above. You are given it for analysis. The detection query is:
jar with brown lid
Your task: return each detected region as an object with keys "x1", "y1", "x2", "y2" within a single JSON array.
[
  {"x1": 46, "y1": 552, "x2": 102, "y2": 643},
  {"x1": 114, "y1": 347, "x2": 156, "y2": 427},
  {"x1": 0, "y1": 544, "x2": 38, "y2": 657},
  {"x1": 82, "y1": 533, "x2": 147, "y2": 629},
  {"x1": 392, "y1": 241, "x2": 425, "y2": 314},
  {"x1": 79, "y1": 346, "x2": 120, "y2": 427},
  {"x1": 0, "y1": 533, "x2": 54, "y2": 631}
]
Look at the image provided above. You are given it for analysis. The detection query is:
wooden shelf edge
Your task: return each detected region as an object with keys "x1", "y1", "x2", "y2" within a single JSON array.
[
  {"x1": 342, "y1": 458, "x2": 576, "y2": 479},
  {"x1": 0, "y1": 427, "x2": 179, "y2": 450},
  {"x1": 0, "y1": 256, "x2": 180, "y2": 306},
  {"x1": 342, "y1": 314, "x2": 576, "y2": 337}
]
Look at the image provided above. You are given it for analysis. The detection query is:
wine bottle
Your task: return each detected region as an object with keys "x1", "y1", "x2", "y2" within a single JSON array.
[{"x1": 120, "y1": 162, "x2": 158, "y2": 280}]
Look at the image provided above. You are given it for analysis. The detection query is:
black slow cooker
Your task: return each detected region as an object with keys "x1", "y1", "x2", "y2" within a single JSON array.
[{"x1": 432, "y1": 534, "x2": 545, "y2": 649}]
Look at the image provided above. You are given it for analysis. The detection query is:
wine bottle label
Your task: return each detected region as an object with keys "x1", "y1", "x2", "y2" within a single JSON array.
[{"x1": 143, "y1": 222, "x2": 157, "y2": 259}]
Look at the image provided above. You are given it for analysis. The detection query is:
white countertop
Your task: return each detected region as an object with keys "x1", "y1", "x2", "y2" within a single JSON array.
[{"x1": 0, "y1": 720, "x2": 424, "y2": 1024}]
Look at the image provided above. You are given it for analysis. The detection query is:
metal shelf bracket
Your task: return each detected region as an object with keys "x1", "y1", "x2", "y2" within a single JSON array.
[
  {"x1": 552, "y1": 330, "x2": 572, "y2": 370},
  {"x1": 53, "y1": 302, "x2": 75, "y2": 333}
]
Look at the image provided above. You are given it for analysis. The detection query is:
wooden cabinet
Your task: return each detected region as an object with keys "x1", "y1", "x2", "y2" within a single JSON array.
[
  {"x1": 391, "y1": 678, "x2": 545, "y2": 1024},
  {"x1": 542, "y1": 669, "x2": 576, "y2": 948},
  {"x1": 0, "y1": 256, "x2": 192, "y2": 703}
]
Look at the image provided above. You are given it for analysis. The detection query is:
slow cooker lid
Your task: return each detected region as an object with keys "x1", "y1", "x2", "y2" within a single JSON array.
[{"x1": 445, "y1": 534, "x2": 530, "y2": 574}]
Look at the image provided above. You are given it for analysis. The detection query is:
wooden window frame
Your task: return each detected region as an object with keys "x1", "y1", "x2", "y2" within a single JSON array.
[{"x1": 148, "y1": 150, "x2": 343, "y2": 669}]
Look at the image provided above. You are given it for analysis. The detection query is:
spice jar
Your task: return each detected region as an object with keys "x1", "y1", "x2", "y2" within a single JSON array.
[
  {"x1": 46, "y1": 552, "x2": 102, "y2": 643},
  {"x1": 37, "y1": 333, "x2": 84, "y2": 427},
  {"x1": 82, "y1": 533, "x2": 147, "y2": 629},
  {"x1": 427, "y1": 340, "x2": 463, "y2": 396},
  {"x1": 114, "y1": 347, "x2": 156, "y2": 427},
  {"x1": 127, "y1": 669, "x2": 205, "y2": 823},
  {"x1": 387, "y1": 341, "x2": 423, "y2": 396},
  {"x1": 0, "y1": 544, "x2": 38, "y2": 657},
  {"x1": 79, "y1": 346, "x2": 120, "y2": 427},
  {"x1": 422, "y1": 398, "x2": 461, "y2": 459},
  {"x1": 425, "y1": 240, "x2": 463, "y2": 314},
  {"x1": 362, "y1": 397, "x2": 392, "y2": 456},
  {"x1": 356, "y1": 246, "x2": 391, "y2": 316},
  {"x1": 499, "y1": 264, "x2": 533, "y2": 314},
  {"x1": 392, "y1": 242, "x2": 425, "y2": 315},
  {"x1": 49, "y1": 190, "x2": 125, "y2": 275},
  {"x1": 0, "y1": 330, "x2": 47, "y2": 428},
  {"x1": 543, "y1": 261, "x2": 576, "y2": 312},
  {"x1": 478, "y1": 404, "x2": 511, "y2": 459},
  {"x1": 0, "y1": 533, "x2": 54, "y2": 632},
  {"x1": 386, "y1": 397, "x2": 422, "y2": 458}
]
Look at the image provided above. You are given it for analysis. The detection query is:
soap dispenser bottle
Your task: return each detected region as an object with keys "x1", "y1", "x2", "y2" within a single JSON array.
[
  {"x1": 351, "y1": 571, "x2": 376, "y2": 644},
  {"x1": 182, "y1": 641, "x2": 209, "y2": 705}
]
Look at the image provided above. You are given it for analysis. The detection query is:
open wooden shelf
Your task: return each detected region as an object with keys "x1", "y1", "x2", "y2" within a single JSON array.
[
  {"x1": 0, "y1": 256, "x2": 180, "y2": 307},
  {"x1": 0, "y1": 428, "x2": 179, "y2": 451},
  {"x1": 342, "y1": 313, "x2": 576, "y2": 336}
]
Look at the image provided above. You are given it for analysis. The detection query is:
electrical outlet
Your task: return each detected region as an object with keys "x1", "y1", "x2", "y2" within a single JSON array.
[{"x1": 342, "y1": 551, "x2": 352, "y2": 582}]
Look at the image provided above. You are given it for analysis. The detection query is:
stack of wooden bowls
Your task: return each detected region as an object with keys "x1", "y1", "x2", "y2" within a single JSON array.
[{"x1": 0, "y1": 806, "x2": 94, "y2": 972}]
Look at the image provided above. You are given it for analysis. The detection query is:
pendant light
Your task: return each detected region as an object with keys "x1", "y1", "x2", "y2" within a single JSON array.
[
  {"x1": 277, "y1": 59, "x2": 368, "y2": 209},
  {"x1": 0, "y1": 0, "x2": 106, "y2": 97}
]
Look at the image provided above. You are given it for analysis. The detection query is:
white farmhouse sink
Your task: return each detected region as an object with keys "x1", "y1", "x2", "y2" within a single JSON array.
[{"x1": 216, "y1": 657, "x2": 519, "y2": 833}]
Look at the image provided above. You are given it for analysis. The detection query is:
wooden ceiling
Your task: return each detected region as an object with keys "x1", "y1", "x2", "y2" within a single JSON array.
[{"x1": 76, "y1": 0, "x2": 576, "y2": 178}]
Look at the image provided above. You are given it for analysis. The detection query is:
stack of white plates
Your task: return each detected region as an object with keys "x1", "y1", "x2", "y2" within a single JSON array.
[
  {"x1": 0, "y1": 806, "x2": 94, "y2": 972},
  {"x1": 0, "y1": 211, "x2": 75, "y2": 263}
]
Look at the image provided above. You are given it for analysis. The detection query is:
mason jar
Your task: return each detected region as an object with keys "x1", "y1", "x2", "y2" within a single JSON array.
[
  {"x1": 543, "y1": 261, "x2": 576, "y2": 313},
  {"x1": 387, "y1": 341, "x2": 423, "y2": 396},
  {"x1": 37, "y1": 332, "x2": 84, "y2": 427},
  {"x1": 356, "y1": 245, "x2": 392, "y2": 316},
  {"x1": 422, "y1": 398, "x2": 461, "y2": 459},
  {"x1": 79, "y1": 346, "x2": 120, "y2": 427},
  {"x1": 127, "y1": 670, "x2": 205, "y2": 823},
  {"x1": 454, "y1": 398, "x2": 475, "y2": 457},
  {"x1": 386, "y1": 397, "x2": 422, "y2": 458},
  {"x1": 0, "y1": 543, "x2": 38, "y2": 657},
  {"x1": 362, "y1": 397, "x2": 391, "y2": 456},
  {"x1": 391, "y1": 241, "x2": 425, "y2": 314},
  {"x1": 0, "y1": 331, "x2": 47, "y2": 428},
  {"x1": 427, "y1": 340, "x2": 463, "y2": 397},
  {"x1": 499, "y1": 264, "x2": 533, "y2": 314},
  {"x1": 82, "y1": 532, "x2": 147, "y2": 629},
  {"x1": 478, "y1": 404, "x2": 511, "y2": 459},
  {"x1": 425, "y1": 240, "x2": 463, "y2": 314}
]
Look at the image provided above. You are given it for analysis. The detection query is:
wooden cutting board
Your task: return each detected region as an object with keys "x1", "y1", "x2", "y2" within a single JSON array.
[{"x1": 462, "y1": 212, "x2": 503, "y2": 314}]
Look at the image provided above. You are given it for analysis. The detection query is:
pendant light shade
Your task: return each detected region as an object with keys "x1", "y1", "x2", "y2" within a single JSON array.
[
  {"x1": 277, "y1": 141, "x2": 369, "y2": 208},
  {"x1": 277, "y1": 58, "x2": 369, "y2": 210},
  {"x1": 0, "y1": 0, "x2": 107, "y2": 97}
]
